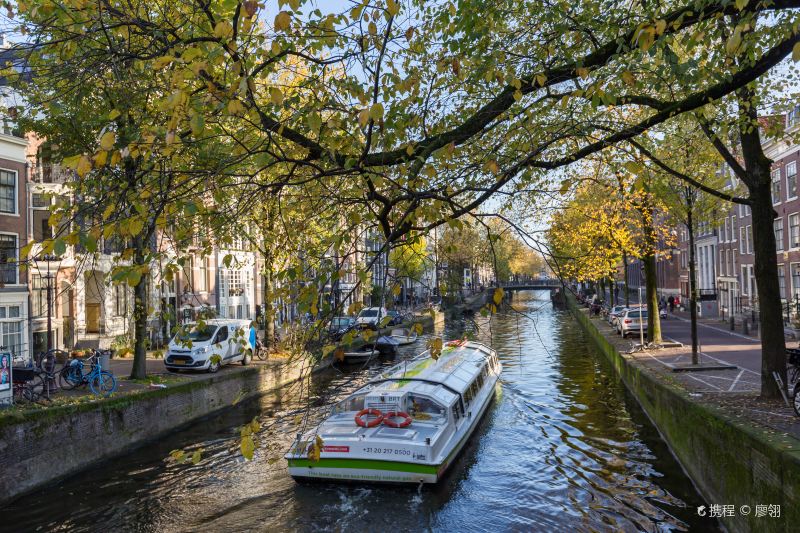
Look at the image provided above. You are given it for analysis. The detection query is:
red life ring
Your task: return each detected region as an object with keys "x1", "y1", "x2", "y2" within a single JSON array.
[
  {"x1": 355, "y1": 408, "x2": 384, "y2": 428},
  {"x1": 382, "y1": 411, "x2": 412, "y2": 428}
]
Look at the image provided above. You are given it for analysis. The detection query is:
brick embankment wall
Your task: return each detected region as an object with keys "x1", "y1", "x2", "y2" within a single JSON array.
[
  {"x1": 568, "y1": 295, "x2": 798, "y2": 533},
  {"x1": 0, "y1": 361, "x2": 303, "y2": 505}
]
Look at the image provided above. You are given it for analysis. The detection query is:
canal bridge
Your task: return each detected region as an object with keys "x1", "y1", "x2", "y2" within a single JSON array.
[{"x1": 499, "y1": 278, "x2": 563, "y2": 290}]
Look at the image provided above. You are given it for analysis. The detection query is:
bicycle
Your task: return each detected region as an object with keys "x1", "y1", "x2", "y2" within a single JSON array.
[
  {"x1": 11, "y1": 366, "x2": 45, "y2": 404},
  {"x1": 253, "y1": 338, "x2": 267, "y2": 361},
  {"x1": 787, "y1": 348, "x2": 800, "y2": 416},
  {"x1": 59, "y1": 350, "x2": 117, "y2": 397}
]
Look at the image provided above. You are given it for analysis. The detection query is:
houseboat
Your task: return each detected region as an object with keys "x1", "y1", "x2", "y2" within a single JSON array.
[{"x1": 286, "y1": 340, "x2": 501, "y2": 483}]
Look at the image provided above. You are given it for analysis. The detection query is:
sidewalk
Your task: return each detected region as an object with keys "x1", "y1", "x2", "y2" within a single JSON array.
[{"x1": 592, "y1": 310, "x2": 800, "y2": 437}]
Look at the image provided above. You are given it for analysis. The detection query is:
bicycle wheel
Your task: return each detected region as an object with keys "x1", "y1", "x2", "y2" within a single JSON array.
[
  {"x1": 13, "y1": 383, "x2": 37, "y2": 403},
  {"x1": 59, "y1": 365, "x2": 82, "y2": 390},
  {"x1": 89, "y1": 371, "x2": 117, "y2": 397},
  {"x1": 29, "y1": 374, "x2": 49, "y2": 403},
  {"x1": 794, "y1": 382, "x2": 800, "y2": 417}
]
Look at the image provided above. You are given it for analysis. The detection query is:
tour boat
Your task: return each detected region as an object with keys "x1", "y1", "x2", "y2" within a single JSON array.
[
  {"x1": 286, "y1": 340, "x2": 501, "y2": 483},
  {"x1": 340, "y1": 345, "x2": 379, "y2": 364},
  {"x1": 389, "y1": 328, "x2": 418, "y2": 345},
  {"x1": 339, "y1": 336, "x2": 400, "y2": 364}
]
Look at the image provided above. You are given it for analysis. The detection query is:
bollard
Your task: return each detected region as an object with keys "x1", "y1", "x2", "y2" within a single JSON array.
[
  {"x1": 743, "y1": 318, "x2": 749, "y2": 336},
  {"x1": 730, "y1": 316, "x2": 735, "y2": 331}
]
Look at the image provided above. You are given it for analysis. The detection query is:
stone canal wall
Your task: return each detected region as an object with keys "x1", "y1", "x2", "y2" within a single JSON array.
[
  {"x1": 0, "y1": 314, "x2": 437, "y2": 505},
  {"x1": 0, "y1": 361, "x2": 304, "y2": 506},
  {"x1": 568, "y1": 295, "x2": 798, "y2": 533}
]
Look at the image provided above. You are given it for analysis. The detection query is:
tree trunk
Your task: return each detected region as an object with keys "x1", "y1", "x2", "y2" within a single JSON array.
[
  {"x1": 687, "y1": 198, "x2": 699, "y2": 363},
  {"x1": 737, "y1": 84, "x2": 785, "y2": 399},
  {"x1": 263, "y1": 257, "x2": 275, "y2": 350},
  {"x1": 751, "y1": 183, "x2": 786, "y2": 398},
  {"x1": 643, "y1": 254, "x2": 662, "y2": 344},
  {"x1": 130, "y1": 238, "x2": 148, "y2": 380},
  {"x1": 622, "y1": 252, "x2": 630, "y2": 306},
  {"x1": 608, "y1": 276, "x2": 615, "y2": 307}
]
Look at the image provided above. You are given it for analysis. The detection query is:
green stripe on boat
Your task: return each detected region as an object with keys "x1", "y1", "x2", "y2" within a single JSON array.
[{"x1": 289, "y1": 458, "x2": 438, "y2": 474}]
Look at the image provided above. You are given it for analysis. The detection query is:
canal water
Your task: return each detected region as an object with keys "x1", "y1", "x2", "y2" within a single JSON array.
[{"x1": 3, "y1": 291, "x2": 720, "y2": 532}]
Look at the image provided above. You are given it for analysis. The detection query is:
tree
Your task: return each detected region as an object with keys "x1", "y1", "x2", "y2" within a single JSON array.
[{"x1": 647, "y1": 120, "x2": 727, "y2": 363}]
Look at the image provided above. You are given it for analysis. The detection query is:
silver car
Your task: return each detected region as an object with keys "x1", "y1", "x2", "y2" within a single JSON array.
[
  {"x1": 617, "y1": 309, "x2": 648, "y2": 338},
  {"x1": 607, "y1": 305, "x2": 628, "y2": 327}
]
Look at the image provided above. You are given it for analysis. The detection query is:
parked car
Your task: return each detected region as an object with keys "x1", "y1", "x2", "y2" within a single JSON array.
[
  {"x1": 607, "y1": 305, "x2": 628, "y2": 326},
  {"x1": 165, "y1": 319, "x2": 253, "y2": 373},
  {"x1": 617, "y1": 309, "x2": 648, "y2": 338},
  {"x1": 355, "y1": 307, "x2": 389, "y2": 328},
  {"x1": 386, "y1": 309, "x2": 404, "y2": 326},
  {"x1": 328, "y1": 316, "x2": 356, "y2": 340}
]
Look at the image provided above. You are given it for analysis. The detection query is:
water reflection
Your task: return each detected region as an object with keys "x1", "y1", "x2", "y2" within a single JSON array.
[{"x1": 3, "y1": 291, "x2": 719, "y2": 532}]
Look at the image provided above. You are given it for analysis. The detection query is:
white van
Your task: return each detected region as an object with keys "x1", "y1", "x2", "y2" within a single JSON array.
[{"x1": 165, "y1": 319, "x2": 253, "y2": 373}]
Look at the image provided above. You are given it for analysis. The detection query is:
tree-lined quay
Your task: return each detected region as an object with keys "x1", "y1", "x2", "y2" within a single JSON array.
[{"x1": 2, "y1": 0, "x2": 800, "y2": 530}]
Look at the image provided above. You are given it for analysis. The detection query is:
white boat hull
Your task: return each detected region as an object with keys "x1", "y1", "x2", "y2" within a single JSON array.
[{"x1": 288, "y1": 465, "x2": 438, "y2": 484}]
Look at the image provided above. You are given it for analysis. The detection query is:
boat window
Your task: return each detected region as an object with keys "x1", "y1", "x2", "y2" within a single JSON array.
[
  {"x1": 453, "y1": 399, "x2": 465, "y2": 421},
  {"x1": 333, "y1": 393, "x2": 366, "y2": 414},
  {"x1": 407, "y1": 394, "x2": 446, "y2": 421}
]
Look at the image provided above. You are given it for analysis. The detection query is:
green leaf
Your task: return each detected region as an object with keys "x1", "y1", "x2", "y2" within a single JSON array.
[
  {"x1": 793, "y1": 42, "x2": 800, "y2": 62},
  {"x1": 53, "y1": 238, "x2": 66, "y2": 257}
]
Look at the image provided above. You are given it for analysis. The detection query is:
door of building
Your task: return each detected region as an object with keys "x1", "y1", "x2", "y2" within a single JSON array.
[{"x1": 86, "y1": 303, "x2": 101, "y2": 333}]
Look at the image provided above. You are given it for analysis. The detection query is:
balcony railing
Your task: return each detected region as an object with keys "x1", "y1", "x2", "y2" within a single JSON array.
[{"x1": 32, "y1": 164, "x2": 73, "y2": 184}]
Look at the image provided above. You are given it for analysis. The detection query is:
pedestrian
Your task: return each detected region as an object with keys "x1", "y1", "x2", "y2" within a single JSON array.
[{"x1": 668, "y1": 295, "x2": 675, "y2": 313}]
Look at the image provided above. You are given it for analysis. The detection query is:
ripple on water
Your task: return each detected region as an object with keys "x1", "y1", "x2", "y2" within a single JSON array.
[{"x1": 1, "y1": 291, "x2": 721, "y2": 533}]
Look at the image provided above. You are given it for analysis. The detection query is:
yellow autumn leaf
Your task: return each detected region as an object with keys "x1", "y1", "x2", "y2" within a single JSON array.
[
  {"x1": 191, "y1": 449, "x2": 203, "y2": 464},
  {"x1": 99, "y1": 131, "x2": 116, "y2": 151},
  {"x1": 369, "y1": 102, "x2": 384, "y2": 121},
  {"x1": 793, "y1": 42, "x2": 800, "y2": 62},
  {"x1": 576, "y1": 67, "x2": 589, "y2": 79},
  {"x1": 274, "y1": 11, "x2": 291, "y2": 32},
  {"x1": 93, "y1": 150, "x2": 108, "y2": 167},
  {"x1": 153, "y1": 56, "x2": 173, "y2": 69},
  {"x1": 358, "y1": 108, "x2": 370, "y2": 128},
  {"x1": 493, "y1": 287, "x2": 505, "y2": 305},
  {"x1": 270, "y1": 87, "x2": 284, "y2": 106},
  {"x1": 483, "y1": 160, "x2": 499, "y2": 174},
  {"x1": 213, "y1": 21, "x2": 233, "y2": 39},
  {"x1": 621, "y1": 70, "x2": 635, "y2": 87},
  {"x1": 241, "y1": 434, "x2": 255, "y2": 460},
  {"x1": 535, "y1": 73, "x2": 547, "y2": 86},
  {"x1": 227, "y1": 99, "x2": 245, "y2": 115},
  {"x1": 76, "y1": 155, "x2": 92, "y2": 177}
]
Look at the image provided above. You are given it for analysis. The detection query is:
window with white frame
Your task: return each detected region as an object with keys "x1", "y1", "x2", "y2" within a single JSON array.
[
  {"x1": 228, "y1": 269, "x2": 243, "y2": 296},
  {"x1": 776, "y1": 217, "x2": 785, "y2": 251},
  {"x1": 791, "y1": 214, "x2": 800, "y2": 248},
  {"x1": 779, "y1": 264, "x2": 786, "y2": 299},
  {"x1": 788, "y1": 162, "x2": 798, "y2": 200},
  {"x1": 113, "y1": 283, "x2": 127, "y2": 316},
  {"x1": 724, "y1": 218, "x2": 730, "y2": 242},
  {"x1": 0, "y1": 234, "x2": 17, "y2": 285},
  {"x1": 731, "y1": 216, "x2": 737, "y2": 240},
  {"x1": 0, "y1": 170, "x2": 15, "y2": 214},
  {"x1": 727, "y1": 249, "x2": 732, "y2": 278},
  {"x1": 747, "y1": 225, "x2": 753, "y2": 254},
  {"x1": 772, "y1": 169, "x2": 782, "y2": 204},
  {"x1": 0, "y1": 304, "x2": 22, "y2": 357},
  {"x1": 740, "y1": 227, "x2": 746, "y2": 254},
  {"x1": 792, "y1": 263, "x2": 800, "y2": 299},
  {"x1": 742, "y1": 266, "x2": 749, "y2": 295},
  {"x1": 720, "y1": 249, "x2": 726, "y2": 276},
  {"x1": 31, "y1": 275, "x2": 54, "y2": 318}
]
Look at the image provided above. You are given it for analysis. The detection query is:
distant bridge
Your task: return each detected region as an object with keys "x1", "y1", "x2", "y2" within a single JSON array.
[{"x1": 499, "y1": 279, "x2": 563, "y2": 290}]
